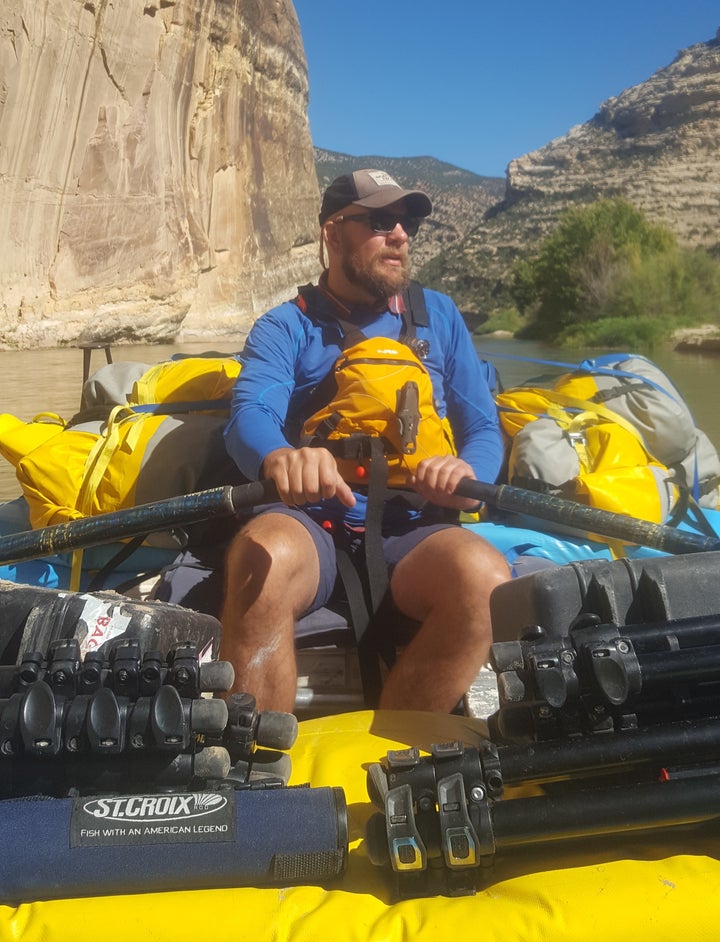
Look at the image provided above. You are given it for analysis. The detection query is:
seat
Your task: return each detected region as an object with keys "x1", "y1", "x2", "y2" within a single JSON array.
[{"x1": 148, "y1": 543, "x2": 395, "y2": 719}]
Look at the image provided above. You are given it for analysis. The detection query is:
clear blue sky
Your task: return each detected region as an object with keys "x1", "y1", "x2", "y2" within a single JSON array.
[{"x1": 292, "y1": 1, "x2": 719, "y2": 179}]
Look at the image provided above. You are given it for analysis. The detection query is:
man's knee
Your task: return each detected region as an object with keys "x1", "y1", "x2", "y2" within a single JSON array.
[
  {"x1": 472, "y1": 538, "x2": 512, "y2": 590},
  {"x1": 226, "y1": 514, "x2": 311, "y2": 576},
  {"x1": 391, "y1": 527, "x2": 510, "y2": 624},
  {"x1": 427, "y1": 528, "x2": 511, "y2": 592},
  {"x1": 223, "y1": 513, "x2": 321, "y2": 616}
]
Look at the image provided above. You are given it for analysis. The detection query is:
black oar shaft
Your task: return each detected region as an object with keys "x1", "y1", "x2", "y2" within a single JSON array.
[
  {"x1": 2, "y1": 474, "x2": 716, "y2": 568},
  {"x1": 455, "y1": 479, "x2": 720, "y2": 556},
  {"x1": 0, "y1": 480, "x2": 277, "y2": 566}
]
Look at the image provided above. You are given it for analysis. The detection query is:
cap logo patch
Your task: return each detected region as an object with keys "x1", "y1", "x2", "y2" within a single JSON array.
[{"x1": 366, "y1": 170, "x2": 399, "y2": 189}]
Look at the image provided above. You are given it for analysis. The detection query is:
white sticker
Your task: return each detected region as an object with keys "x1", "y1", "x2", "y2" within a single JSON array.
[
  {"x1": 77, "y1": 595, "x2": 132, "y2": 655},
  {"x1": 367, "y1": 170, "x2": 399, "y2": 188}
]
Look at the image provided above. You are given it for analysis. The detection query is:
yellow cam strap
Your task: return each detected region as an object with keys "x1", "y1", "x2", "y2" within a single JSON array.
[
  {"x1": 76, "y1": 406, "x2": 147, "y2": 518},
  {"x1": 69, "y1": 549, "x2": 84, "y2": 593}
]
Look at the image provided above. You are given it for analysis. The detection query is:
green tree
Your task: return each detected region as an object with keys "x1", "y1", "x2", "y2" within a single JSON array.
[{"x1": 511, "y1": 198, "x2": 720, "y2": 346}]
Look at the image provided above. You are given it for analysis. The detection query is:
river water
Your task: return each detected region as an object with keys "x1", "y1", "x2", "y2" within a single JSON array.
[{"x1": 0, "y1": 335, "x2": 718, "y2": 502}]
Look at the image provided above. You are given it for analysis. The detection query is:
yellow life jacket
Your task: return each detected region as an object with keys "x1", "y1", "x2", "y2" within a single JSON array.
[
  {"x1": 297, "y1": 284, "x2": 455, "y2": 489},
  {"x1": 301, "y1": 334, "x2": 455, "y2": 488}
]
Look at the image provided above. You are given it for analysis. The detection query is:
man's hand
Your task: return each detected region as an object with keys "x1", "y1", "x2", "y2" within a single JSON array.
[
  {"x1": 261, "y1": 447, "x2": 356, "y2": 508},
  {"x1": 411, "y1": 455, "x2": 482, "y2": 512}
]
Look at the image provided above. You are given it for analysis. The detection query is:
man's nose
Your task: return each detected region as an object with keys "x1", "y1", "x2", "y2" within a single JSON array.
[{"x1": 386, "y1": 222, "x2": 409, "y2": 242}]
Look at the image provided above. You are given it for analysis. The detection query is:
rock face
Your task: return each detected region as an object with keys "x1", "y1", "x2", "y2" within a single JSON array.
[
  {"x1": 424, "y1": 29, "x2": 720, "y2": 315},
  {"x1": 508, "y1": 29, "x2": 720, "y2": 246},
  {"x1": 0, "y1": 0, "x2": 320, "y2": 349}
]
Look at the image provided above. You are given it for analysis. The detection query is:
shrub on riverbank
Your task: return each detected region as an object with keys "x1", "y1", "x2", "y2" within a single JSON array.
[{"x1": 511, "y1": 199, "x2": 720, "y2": 347}]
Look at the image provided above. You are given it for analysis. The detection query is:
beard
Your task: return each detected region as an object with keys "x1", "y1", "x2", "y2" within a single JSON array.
[{"x1": 341, "y1": 245, "x2": 410, "y2": 304}]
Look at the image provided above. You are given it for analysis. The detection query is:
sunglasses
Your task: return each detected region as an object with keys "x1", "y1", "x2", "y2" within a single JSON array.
[{"x1": 333, "y1": 211, "x2": 421, "y2": 238}]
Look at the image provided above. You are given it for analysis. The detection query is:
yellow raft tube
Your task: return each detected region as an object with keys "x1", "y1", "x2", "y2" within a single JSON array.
[{"x1": 3, "y1": 709, "x2": 720, "y2": 942}]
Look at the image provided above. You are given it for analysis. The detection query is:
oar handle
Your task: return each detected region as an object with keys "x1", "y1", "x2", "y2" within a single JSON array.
[
  {"x1": 455, "y1": 479, "x2": 720, "y2": 556},
  {"x1": 0, "y1": 480, "x2": 279, "y2": 567}
]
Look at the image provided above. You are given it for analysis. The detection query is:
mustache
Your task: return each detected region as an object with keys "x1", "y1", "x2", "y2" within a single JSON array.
[{"x1": 376, "y1": 248, "x2": 408, "y2": 262}]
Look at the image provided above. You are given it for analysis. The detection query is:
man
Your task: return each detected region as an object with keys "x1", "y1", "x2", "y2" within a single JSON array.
[{"x1": 221, "y1": 169, "x2": 510, "y2": 713}]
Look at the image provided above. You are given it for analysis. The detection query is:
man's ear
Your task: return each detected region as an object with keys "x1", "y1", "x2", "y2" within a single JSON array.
[{"x1": 323, "y1": 220, "x2": 341, "y2": 254}]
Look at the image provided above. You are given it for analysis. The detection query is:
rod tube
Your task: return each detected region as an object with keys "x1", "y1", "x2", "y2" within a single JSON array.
[
  {"x1": 491, "y1": 774, "x2": 720, "y2": 847},
  {"x1": 636, "y1": 646, "x2": 720, "y2": 688},
  {"x1": 497, "y1": 716, "x2": 720, "y2": 785}
]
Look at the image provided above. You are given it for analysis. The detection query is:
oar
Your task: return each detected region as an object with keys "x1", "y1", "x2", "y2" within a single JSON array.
[
  {"x1": 455, "y1": 479, "x2": 720, "y2": 556},
  {"x1": 0, "y1": 480, "x2": 278, "y2": 567},
  {"x1": 2, "y1": 476, "x2": 717, "y2": 569}
]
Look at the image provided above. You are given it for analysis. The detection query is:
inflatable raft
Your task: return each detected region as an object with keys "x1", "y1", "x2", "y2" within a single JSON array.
[
  {"x1": 1, "y1": 351, "x2": 719, "y2": 938},
  {"x1": 2, "y1": 708, "x2": 720, "y2": 942}
]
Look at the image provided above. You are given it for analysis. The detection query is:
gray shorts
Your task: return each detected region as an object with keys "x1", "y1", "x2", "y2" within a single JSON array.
[
  {"x1": 257, "y1": 503, "x2": 458, "y2": 615},
  {"x1": 152, "y1": 502, "x2": 457, "y2": 633}
]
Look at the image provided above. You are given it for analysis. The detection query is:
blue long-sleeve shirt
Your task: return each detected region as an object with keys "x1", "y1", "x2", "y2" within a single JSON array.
[{"x1": 224, "y1": 286, "x2": 504, "y2": 526}]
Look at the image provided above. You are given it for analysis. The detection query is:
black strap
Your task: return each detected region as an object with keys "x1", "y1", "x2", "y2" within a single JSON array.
[
  {"x1": 296, "y1": 280, "x2": 428, "y2": 342},
  {"x1": 403, "y1": 280, "x2": 429, "y2": 328},
  {"x1": 86, "y1": 535, "x2": 149, "y2": 591},
  {"x1": 333, "y1": 548, "x2": 384, "y2": 707},
  {"x1": 590, "y1": 382, "x2": 645, "y2": 407},
  {"x1": 667, "y1": 487, "x2": 719, "y2": 539},
  {"x1": 292, "y1": 282, "x2": 430, "y2": 706},
  {"x1": 294, "y1": 281, "x2": 429, "y2": 436},
  {"x1": 296, "y1": 284, "x2": 361, "y2": 350},
  {"x1": 327, "y1": 438, "x2": 394, "y2": 709},
  {"x1": 364, "y1": 439, "x2": 391, "y2": 613}
]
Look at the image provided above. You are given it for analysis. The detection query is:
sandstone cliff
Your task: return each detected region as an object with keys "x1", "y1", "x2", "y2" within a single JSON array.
[
  {"x1": 422, "y1": 29, "x2": 720, "y2": 316},
  {"x1": 0, "y1": 0, "x2": 320, "y2": 350}
]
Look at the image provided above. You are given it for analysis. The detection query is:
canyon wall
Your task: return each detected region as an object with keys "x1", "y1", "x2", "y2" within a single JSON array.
[{"x1": 0, "y1": 0, "x2": 320, "y2": 349}]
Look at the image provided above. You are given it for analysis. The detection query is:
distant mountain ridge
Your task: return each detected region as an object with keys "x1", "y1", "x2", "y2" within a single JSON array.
[
  {"x1": 315, "y1": 148, "x2": 498, "y2": 190},
  {"x1": 314, "y1": 148, "x2": 504, "y2": 271}
]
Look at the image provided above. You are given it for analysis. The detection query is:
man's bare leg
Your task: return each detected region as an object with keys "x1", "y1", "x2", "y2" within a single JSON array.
[
  {"x1": 379, "y1": 528, "x2": 510, "y2": 712},
  {"x1": 219, "y1": 513, "x2": 320, "y2": 713}
]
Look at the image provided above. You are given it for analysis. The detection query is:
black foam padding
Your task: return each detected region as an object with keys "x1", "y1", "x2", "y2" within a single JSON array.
[
  {"x1": 193, "y1": 745, "x2": 231, "y2": 780},
  {"x1": 198, "y1": 661, "x2": 235, "y2": 693},
  {"x1": 189, "y1": 698, "x2": 228, "y2": 737},
  {"x1": 255, "y1": 711, "x2": 299, "y2": 751}
]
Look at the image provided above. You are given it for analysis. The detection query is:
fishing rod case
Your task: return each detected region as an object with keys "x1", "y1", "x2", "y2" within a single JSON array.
[
  {"x1": 0, "y1": 587, "x2": 346, "y2": 902},
  {"x1": 490, "y1": 550, "x2": 720, "y2": 642},
  {"x1": 0, "y1": 783, "x2": 348, "y2": 902}
]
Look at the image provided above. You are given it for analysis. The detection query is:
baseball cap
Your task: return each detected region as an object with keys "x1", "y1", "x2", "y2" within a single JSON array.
[{"x1": 319, "y1": 169, "x2": 432, "y2": 224}]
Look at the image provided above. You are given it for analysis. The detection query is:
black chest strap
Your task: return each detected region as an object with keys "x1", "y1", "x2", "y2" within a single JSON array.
[{"x1": 296, "y1": 281, "x2": 428, "y2": 343}]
